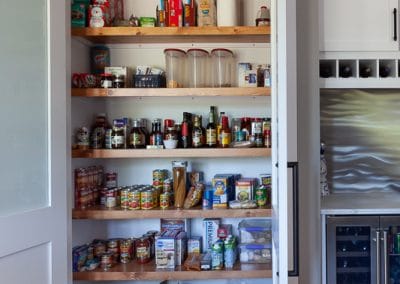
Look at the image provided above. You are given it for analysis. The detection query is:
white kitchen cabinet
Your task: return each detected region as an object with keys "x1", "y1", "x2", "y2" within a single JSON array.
[{"x1": 319, "y1": 0, "x2": 399, "y2": 51}]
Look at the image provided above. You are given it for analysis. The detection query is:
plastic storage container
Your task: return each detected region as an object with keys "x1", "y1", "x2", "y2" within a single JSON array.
[
  {"x1": 238, "y1": 219, "x2": 272, "y2": 244},
  {"x1": 187, "y1": 48, "x2": 210, "y2": 88},
  {"x1": 239, "y1": 243, "x2": 272, "y2": 263},
  {"x1": 211, "y1": 48, "x2": 235, "y2": 87},
  {"x1": 164, "y1": 49, "x2": 187, "y2": 88}
]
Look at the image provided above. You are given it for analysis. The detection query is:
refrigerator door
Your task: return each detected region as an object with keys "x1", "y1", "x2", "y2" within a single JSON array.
[
  {"x1": 327, "y1": 216, "x2": 380, "y2": 284},
  {"x1": 379, "y1": 216, "x2": 400, "y2": 284}
]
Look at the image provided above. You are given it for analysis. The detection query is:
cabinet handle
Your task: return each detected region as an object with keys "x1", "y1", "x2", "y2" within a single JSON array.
[
  {"x1": 376, "y1": 230, "x2": 381, "y2": 284},
  {"x1": 383, "y1": 230, "x2": 388, "y2": 284},
  {"x1": 393, "y1": 8, "x2": 397, "y2": 41},
  {"x1": 288, "y1": 162, "x2": 299, "y2": 277}
]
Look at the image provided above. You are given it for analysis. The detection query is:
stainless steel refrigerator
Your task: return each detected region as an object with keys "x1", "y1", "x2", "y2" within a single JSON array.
[{"x1": 327, "y1": 216, "x2": 400, "y2": 284}]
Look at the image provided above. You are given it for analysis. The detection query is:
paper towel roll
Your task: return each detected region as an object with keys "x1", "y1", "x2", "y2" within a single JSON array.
[{"x1": 217, "y1": 0, "x2": 238, "y2": 26}]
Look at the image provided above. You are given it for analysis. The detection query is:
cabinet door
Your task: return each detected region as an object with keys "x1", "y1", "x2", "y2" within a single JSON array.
[{"x1": 320, "y1": 0, "x2": 399, "y2": 51}]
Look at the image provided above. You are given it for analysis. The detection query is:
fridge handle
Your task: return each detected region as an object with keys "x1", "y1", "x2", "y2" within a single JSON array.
[
  {"x1": 288, "y1": 162, "x2": 299, "y2": 277},
  {"x1": 383, "y1": 230, "x2": 389, "y2": 284},
  {"x1": 376, "y1": 230, "x2": 381, "y2": 284}
]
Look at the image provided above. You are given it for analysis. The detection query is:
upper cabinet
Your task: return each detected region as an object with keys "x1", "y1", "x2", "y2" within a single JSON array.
[{"x1": 319, "y1": 0, "x2": 399, "y2": 51}]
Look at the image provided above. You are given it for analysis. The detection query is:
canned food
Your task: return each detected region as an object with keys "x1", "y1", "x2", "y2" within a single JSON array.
[
  {"x1": 120, "y1": 239, "x2": 133, "y2": 264},
  {"x1": 94, "y1": 242, "x2": 106, "y2": 257},
  {"x1": 141, "y1": 189, "x2": 154, "y2": 210},
  {"x1": 101, "y1": 253, "x2": 113, "y2": 270},
  {"x1": 153, "y1": 169, "x2": 167, "y2": 181},
  {"x1": 105, "y1": 172, "x2": 118, "y2": 188},
  {"x1": 260, "y1": 174, "x2": 272, "y2": 187},
  {"x1": 105, "y1": 189, "x2": 117, "y2": 208},
  {"x1": 163, "y1": 179, "x2": 172, "y2": 193},
  {"x1": 120, "y1": 188, "x2": 130, "y2": 210},
  {"x1": 160, "y1": 193, "x2": 170, "y2": 209},
  {"x1": 128, "y1": 190, "x2": 141, "y2": 210}
]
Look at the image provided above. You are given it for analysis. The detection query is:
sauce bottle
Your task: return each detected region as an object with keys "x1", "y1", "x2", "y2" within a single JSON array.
[
  {"x1": 220, "y1": 115, "x2": 231, "y2": 148},
  {"x1": 129, "y1": 119, "x2": 146, "y2": 148},
  {"x1": 90, "y1": 113, "x2": 108, "y2": 149},
  {"x1": 181, "y1": 112, "x2": 193, "y2": 148},
  {"x1": 192, "y1": 115, "x2": 204, "y2": 148},
  {"x1": 149, "y1": 119, "x2": 163, "y2": 146},
  {"x1": 206, "y1": 107, "x2": 217, "y2": 148},
  {"x1": 217, "y1": 111, "x2": 225, "y2": 146}
]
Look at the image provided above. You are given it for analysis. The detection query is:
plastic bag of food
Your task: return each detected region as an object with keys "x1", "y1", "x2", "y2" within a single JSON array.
[{"x1": 184, "y1": 183, "x2": 204, "y2": 209}]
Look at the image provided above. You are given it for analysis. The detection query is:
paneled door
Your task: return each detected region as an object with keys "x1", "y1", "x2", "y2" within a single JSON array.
[{"x1": 0, "y1": 0, "x2": 69, "y2": 283}]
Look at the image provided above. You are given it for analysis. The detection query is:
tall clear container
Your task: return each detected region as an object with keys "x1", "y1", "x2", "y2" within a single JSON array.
[
  {"x1": 211, "y1": 48, "x2": 235, "y2": 87},
  {"x1": 164, "y1": 48, "x2": 187, "y2": 88},
  {"x1": 172, "y1": 161, "x2": 188, "y2": 208},
  {"x1": 187, "y1": 48, "x2": 210, "y2": 87}
]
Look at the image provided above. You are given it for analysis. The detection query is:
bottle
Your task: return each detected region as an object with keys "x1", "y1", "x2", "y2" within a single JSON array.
[
  {"x1": 181, "y1": 112, "x2": 193, "y2": 148},
  {"x1": 139, "y1": 118, "x2": 149, "y2": 145},
  {"x1": 149, "y1": 119, "x2": 163, "y2": 146},
  {"x1": 192, "y1": 115, "x2": 204, "y2": 148},
  {"x1": 220, "y1": 115, "x2": 231, "y2": 148},
  {"x1": 206, "y1": 107, "x2": 217, "y2": 147},
  {"x1": 111, "y1": 119, "x2": 125, "y2": 149},
  {"x1": 264, "y1": 130, "x2": 271, "y2": 148},
  {"x1": 217, "y1": 111, "x2": 225, "y2": 146},
  {"x1": 129, "y1": 119, "x2": 146, "y2": 149},
  {"x1": 231, "y1": 118, "x2": 242, "y2": 142},
  {"x1": 90, "y1": 113, "x2": 108, "y2": 149}
]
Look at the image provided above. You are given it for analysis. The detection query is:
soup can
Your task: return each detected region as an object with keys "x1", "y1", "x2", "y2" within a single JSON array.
[
  {"x1": 141, "y1": 189, "x2": 154, "y2": 210},
  {"x1": 160, "y1": 193, "x2": 170, "y2": 209},
  {"x1": 128, "y1": 190, "x2": 141, "y2": 210}
]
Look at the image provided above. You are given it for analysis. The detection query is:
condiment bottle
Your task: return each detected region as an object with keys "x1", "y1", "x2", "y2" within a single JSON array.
[
  {"x1": 217, "y1": 111, "x2": 225, "y2": 146},
  {"x1": 149, "y1": 119, "x2": 163, "y2": 146},
  {"x1": 264, "y1": 129, "x2": 271, "y2": 148},
  {"x1": 111, "y1": 119, "x2": 125, "y2": 149},
  {"x1": 241, "y1": 117, "x2": 252, "y2": 141},
  {"x1": 181, "y1": 112, "x2": 193, "y2": 148},
  {"x1": 129, "y1": 119, "x2": 146, "y2": 148},
  {"x1": 139, "y1": 118, "x2": 149, "y2": 145},
  {"x1": 192, "y1": 115, "x2": 204, "y2": 148},
  {"x1": 90, "y1": 113, "x2": 108, "y2": 149},
  {"x1": 220, "y1": 115, "x2": 231, "y2": 148},
  {"x1": 206, "y1": 107, "x2": 217, "y2": 147}
]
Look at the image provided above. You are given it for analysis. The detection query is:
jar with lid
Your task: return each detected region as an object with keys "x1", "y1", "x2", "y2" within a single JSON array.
[
  {"x1": 111, "y1": 119, "x2": 125, "y2": 149},
  {"x1": 129, "y1": 119, "x2": 146, "y2": 148},
  {"x1": 165, "y1": 126, "x2": 178, "y2": 141},
  {"x1": 187, "y1": 48, "x2": 210, "y2": 87},
  {"x1": 256, "y1": 6, "x2": 270, "y2": 26},
  {"x1": 211, "y1": 49, "x2": 235, "y2": 87},
  {"x1": 164, "y1": 48, "x2": 187, "y2": 88},
  {"x1": 101, "y1": 73, "x2": 114, "y2": 88},
  {"x1": 135, "y1": 237, "x2": 151, "y2": 264}
]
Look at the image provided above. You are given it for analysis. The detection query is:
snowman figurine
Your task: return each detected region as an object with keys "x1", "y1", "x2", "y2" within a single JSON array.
[{"x1": 90, "y1": 6, "x2": 105, "y2": 28}]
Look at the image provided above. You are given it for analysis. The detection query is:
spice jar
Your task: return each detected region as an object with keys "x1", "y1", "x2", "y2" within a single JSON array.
[
  {"x1": 135, "y1": 237, "x2": 151, "y2": 264},
  {"x1": 172, "y1": 161, "x2": 188, "y2": 208}
]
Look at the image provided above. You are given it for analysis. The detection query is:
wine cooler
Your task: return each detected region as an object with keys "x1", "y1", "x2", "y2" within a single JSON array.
[{"x1": 327, "y1": 216, "x2": 400, "y2": 284}]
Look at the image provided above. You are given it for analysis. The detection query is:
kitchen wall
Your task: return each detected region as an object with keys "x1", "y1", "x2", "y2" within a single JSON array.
[{"x1": 320, "y1": 89, "x2": 400, "y2": 193}]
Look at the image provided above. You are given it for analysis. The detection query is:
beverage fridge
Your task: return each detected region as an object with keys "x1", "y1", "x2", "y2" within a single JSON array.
[{"x1": 327, "y1": 216, "x2": 400, "y2": 284}]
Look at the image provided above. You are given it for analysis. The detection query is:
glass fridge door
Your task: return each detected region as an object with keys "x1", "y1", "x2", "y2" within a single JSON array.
[
  {"x1": 327, "y1": 216, "x2": 379, "y2": 284},
  {"x1": 379, "y1": 216, "x2": 400, "y2": 284}
]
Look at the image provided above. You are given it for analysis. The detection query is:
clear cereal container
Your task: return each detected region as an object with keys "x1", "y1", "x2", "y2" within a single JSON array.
[
  {"x1": 239, "y1": 243, "x2": 272, "y2": 263},
  {"x1": 187, "y1": 48, "x2": 210, "y2": 87},
  {"x1": 164, "y1": 48, "x2": 187, "y2": 88},
  {"x1": 211, "y1": 48, "x2": 235, "y2": 87},
  {"x1": 238, "y1": 219, "x2": 272, "y2": 244}
]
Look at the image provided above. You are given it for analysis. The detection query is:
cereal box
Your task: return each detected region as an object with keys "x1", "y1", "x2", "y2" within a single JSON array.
[{"x1": 203, "y1": 218, "x2": 221, "y2": 252}]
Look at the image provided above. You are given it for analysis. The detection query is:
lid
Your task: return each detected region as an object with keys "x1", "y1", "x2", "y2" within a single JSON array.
[
  {"x1": 239, "y1": 219, "x2": 272, "y2": 230},
  {"x1": 164, "y1": 48, "x2": 187, "y2": 55},
  {"x1": 187, "y1": 48, "x2": 209, "y2": 56},
  {"x1": 239, "y1": 243, "x2": 272, "y2": 249},
  {"x1": 211, "y1": 48, "x2": 234, "y2": 56}
]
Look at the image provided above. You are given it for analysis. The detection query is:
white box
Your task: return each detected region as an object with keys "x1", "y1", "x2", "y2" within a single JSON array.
[{"x1": 202, "y1": 218, "x2": 221, "y2": 252}]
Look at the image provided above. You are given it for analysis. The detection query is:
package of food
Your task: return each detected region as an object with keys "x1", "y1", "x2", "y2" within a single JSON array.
[
  {"x1": 184, "y1": 183, "x2": 204, "y2": 209},
  {"x1": 155, "y1": 231, "x2": 178, "y2": 269},
  {"x1": 203, "y1": 218, "x2": 221, "y2": 251},
  {"x1": 71, "y1": 3, "x2": 87, "y2": 27},
  {"x1": 187, "y1": 171, "x2": 204, "y2": 186},
  {"x1": 168, "y1": 0, "x2": 183, "y2": 27},
  {"x1": 183, "y1": 0, "x2": 196, "y2": 26},
  {"x1": 197, "y1": 0, "x2": 216, "y2": 26},
  {"x1": 188, "y1": 236, "x2": 202, "y2": 254},
  {"x1": 160, "y1": 218, "x2": 191, "y2": 236},
  {"x1": 238, "y1": 63, "x2": 252, "y2": 87},
  {"x1": 90, "y1": 45, "x2": 110, "y2": 74},
  {"x1": 89, "y1": 5, "x2": 110, "y2": 28},
  {"x1": 200, "y1": 252, "x2": 212, "y2": 270},
  {"x1": 183, "y1": 253, "x2": 201, "y2": 271},
  {"x1": 139, "y1": 17, "x2": 156, "y2": 27},
  {"x1": 235, "y1": 178, "x2": 258, "y2": 202}
]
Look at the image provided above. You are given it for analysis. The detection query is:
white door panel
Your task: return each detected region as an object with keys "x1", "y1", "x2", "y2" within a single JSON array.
[{"x1": 0, "y1": 0, "x2": 68, "y2": 283}]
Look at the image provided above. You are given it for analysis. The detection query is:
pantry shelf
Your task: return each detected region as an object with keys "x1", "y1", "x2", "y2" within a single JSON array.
[
  {"x1": 71, "y1": 87, "x2": 271, "y2": 97},
  {"x1": 71, "y1": 26, "x2": 270, "y2": 44},
  {"x1": 72, "y1": 205, "x2": 272, "y2": 220},
  {"x1": 73, "y1": 260, "x2": 272, "y2": 281},
  {"x1": 72, "y1": 148, "x2": 272, "y2": 159}
]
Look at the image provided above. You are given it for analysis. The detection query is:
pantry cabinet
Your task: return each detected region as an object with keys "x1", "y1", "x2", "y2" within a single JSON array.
[{"x1": 319, "y1": 0, "x2": 399, "y2": 51}]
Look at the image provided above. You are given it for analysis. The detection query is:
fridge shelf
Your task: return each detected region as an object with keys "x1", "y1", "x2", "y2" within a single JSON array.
[
  {"x1": 336, "y1": 267, "x2": 370, "y2": 273},
  {"x1": 336, "y1": 251, "x2": 369, "y2": 257},
  {"x1": 336, "y1": 235, "x2": 370, "y2": 241}
]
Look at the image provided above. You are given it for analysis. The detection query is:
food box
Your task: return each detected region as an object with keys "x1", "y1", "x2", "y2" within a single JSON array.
[
  {"x1": 104, "y1": 66, "x2": 131, "y2": 87},
  {"x1": 235, "y1": 178, "x2": 258, "y2": 202},
  {"x1": 183, "y1": 0, "x2": 196, "y2": 26},
  {"x1": 160, "y1": 218, "x2": 191, "y2": 236},
  {"x1": 155, "y1": 230, "x2": 179, "y2": 269},
  {"x1": 244, "y1": 69, "x2": 258, "y2": 87},
  {"x1": 238, "y1": 219, "x2": 272, "y2": 244},
  {"x1": 197, "y1": 0, "x2": 216, "y2": 26},
  {"x1": 238, "y1": 63, "x2": 252, "y2": 87},
  {"x1": 188, "y1": 236, "x2": 202, "y2": 254},
  {"x1": 203, "y1": 218, "x2": 221, "y2": 252},
  {"x1": 239, "y1": 243, "x2": 272, "y2": 263},
  {"x1": 212, "y1": 177, "x2": 228, "y2": 209},
  {"x1": 187, "y1": 171, "x2": 204, "y2": 186},
  {"x1": 175, "y1": 231, "x2": 187, "y2": 265},
  {"x1": 168, "y1": 0, "x2": 183, "y2": 27},
  {"x1": 71, "y1": 3, "x2": 87, "y2": 28}
]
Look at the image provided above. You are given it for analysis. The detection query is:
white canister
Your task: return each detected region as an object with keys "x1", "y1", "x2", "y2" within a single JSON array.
[{"x1": 217, "y1": 0, "x2": 238, "y2": 26}]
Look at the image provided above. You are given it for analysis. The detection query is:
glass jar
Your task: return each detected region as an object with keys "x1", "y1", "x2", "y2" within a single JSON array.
[
  {"x1": 165, "y1": 126, "x2": 178, "y2": 141},
  {"x1": 172, "y1": 161, "x2": 187, "y2": 208},
  {"x1": 135, "y1": 237, "x2": 151, "y2": 264},
  {"x1": 111, "y1": 120, "x2": 125, "y2": 149},
  {"x1": 187, "y1": 48, "x2": 210, "y2": 87},
  {"x1": 129, "y1": 119, "x2": 146, "y2": 148},
  {"x1": 211, "y1": 48, "x2": 235, "y2": 87},
  {"x1": 164, "y1": 48, "x2": 187, "y2": 88}
]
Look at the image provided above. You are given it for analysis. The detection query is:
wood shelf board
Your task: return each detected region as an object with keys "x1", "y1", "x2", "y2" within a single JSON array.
[
  {"x1": 71, "y1": 26, "x2": 270, "y2": 44},
  {"x1": 71, "y1": 87, "x2": 271, "y2": 98},
  {"x1": 72, "y1": 205, "x2": 272, "y2": 220},
  {"x1": 73, "y1": 260, "x2": 272, "y2": 281},
  {"x1": 72, "y1": 148, "x2": 272, "y2": 159}
]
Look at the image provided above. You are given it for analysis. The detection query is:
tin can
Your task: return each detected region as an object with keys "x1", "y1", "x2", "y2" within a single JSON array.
[
  {"x1": 163, "y1": 179, "x2": 173, "y2": 193},
  {"x1": 160, "y1": 193, "x2": 170, "y2": 209},
  {"x1": 260, "y1": 174, "x2": 272, "y2": 187},
  {"x1": 105, "y1": 172, "x2": 118, "y2": 188},
  {"x1": 202, "y1": 187, "x2": 214, "y2": 209},
  {"x1": 129, "y1": 189, "x2": 141, "y2": 210},
  {"x1": 120, "y1": 188, "x2": 130, "y2": 210},
  {"x1": 105, "y1": 189, "x2": 117, "y2": 208},
  {"x1": 101, "y1": 253, "x2": 113, "y2": 270},
  {"x1": 255, "y1": 185, "x2": 267, "y2": 207},
  {"x1": 100, "y1": 187, "x2": 108, "y2": 206},
  {"x1": 94, "y1": 241, "x2": 106, "y2": 257},
  {"x1": 105, "y1": 128, "x2": 113, "y2": 149},
  {"x1": 141, "y1": 189, "x2": 154, "y2": 210},
  {"x1": 153, "y1": 169, "x2": 167, "y2": 181},
  {"x1": 120, "y1": 239, "x2": 133, "y2": 263}
]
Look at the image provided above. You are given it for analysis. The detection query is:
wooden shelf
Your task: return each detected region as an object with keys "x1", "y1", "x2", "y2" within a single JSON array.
[
  {"x1": 72, "y1": 148, "x2": 271, "y2": 159},
  {"x1": 71, "y1": 26, "x2": 270, "y2": 44},
  {"x1": 71, "y1": 87, "x2": 271, "y2": 98},
  {"x1": 73, "y1": 260, "x2": 272, "y2": 281},
  {"x1": 72, "y1": 205, "x2": 271, "y2": 220}
]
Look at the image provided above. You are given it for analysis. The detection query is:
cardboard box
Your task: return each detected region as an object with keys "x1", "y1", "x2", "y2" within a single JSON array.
[
  {"x1": 71, "y1": 3, "x2": 87, "y2": 28},
  {"x1": 160, "y1": 219, "x2": 191, "y2": 236},
  {"x1": 238, "y1": 63, "x2": 252, "y2": 87},
  {"x1": 183, "y1": 0, "x2": 196, "y2": 26},
  {"x1": 176, "y1": 231, "x2": 187, "y2": 265},
  {"x1": 188, "y1": 236, "x2": 202, "y2": 254},
  {"x1": 203, "y1": 218, "x2": 221, "y2": 252},
  {"x1": 212, "y1": 177, "x2": 228, "y2": 209},
  {"x1": 155, "y1": 230, "x2": 179, "y2": 269},
  {"x1": 168, "y1": 0, "x2": 183, "y2": 27},
  {"x1": 235, "y1": 178, "x2": 258, "y2": 201}
]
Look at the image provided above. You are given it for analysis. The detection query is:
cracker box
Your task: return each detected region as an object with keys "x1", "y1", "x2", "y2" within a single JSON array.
[
  {"x1": 168, "y1": 0, "x2": 183, "y2": 27},
  {"x1": 71, "y1": 3, "x2": 87, "y2": 28},
  {"x1": 235, "y1": 178, "x2": 258, "y2": 201},
  {"x1": 156, "y1": 230, "x2": 179, "y2": 269},
  {"x1": 183, "y1": 0, "x2": 196, "y2": 26},
  {"x1": 203, "y1": 218, "x2": 221, "y2": 252},
  {"x1": 160, "y1": 218, "x2": 191, "y2": 236},
  {"x1": 188, "y1": 236, "x2": 202, "y2": 254}
]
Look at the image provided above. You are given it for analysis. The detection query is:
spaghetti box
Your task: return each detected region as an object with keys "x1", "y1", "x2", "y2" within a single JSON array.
[
  {"x1": 168, "y1": 0, "x2": 183, "y2": 27},
  {"x1": 160, "y1": 218, "x2": 191, "y2": 236},
  {"x1": 188, "y1": 236, "x2": 202, "y2": 254},
  {"x1": 203, "y1": 218, "x2": 221, "y2": 252},
  {"x1": 235, "y1": 178, "x2": 258, "y2": 201}
]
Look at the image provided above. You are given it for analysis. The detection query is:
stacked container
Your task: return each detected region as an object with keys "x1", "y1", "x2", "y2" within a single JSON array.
[
  {"x1": 211, "y1": 48, "x2": 235, "y2": 87},
  {"x1": 187, "y1": 49, "x2": 210, "y2": 87},
  {"x1": 164, "y1": 49, "x2": 187, "y2": 88}
]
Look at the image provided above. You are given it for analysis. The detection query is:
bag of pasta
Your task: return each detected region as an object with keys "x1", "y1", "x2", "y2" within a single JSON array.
[{"x1": 184, "y1": 183, "x2": 204, "y2": 209}]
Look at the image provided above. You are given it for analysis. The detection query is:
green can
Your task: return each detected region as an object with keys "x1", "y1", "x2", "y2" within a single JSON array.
[{"x1": 255, "y1": 185, "x2": 267, "y2": 207}]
